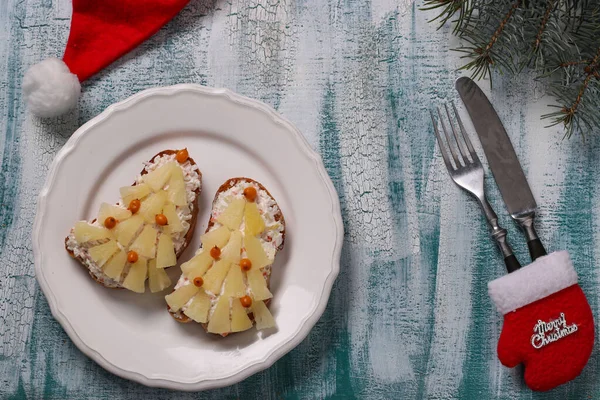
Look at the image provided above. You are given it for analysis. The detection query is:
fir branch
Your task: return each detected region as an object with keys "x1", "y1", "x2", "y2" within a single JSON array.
[
  {"x1": 457, "y1": 1, "x2": 522, "y2": 85},
  {"x1": 559, "y1": 60, "x2": 590, "y2": 68},
  {"x1": 533, "y1": 0, "x2": 555, "y2": 52},
  {"x1": 421, "y1": 1, "x2": 475, "y2": 34},
  {"x1": 546, "y1": 47, "x2": 600, "y2": 137},
  {"x1": 486, "y1": 1, "x2": 521, "y2": 53},
  {"x1": 572, "y1": 48, "x2": 600, "y2": 114},
  {"x1": 424, "y1": 0, "x2": 600, "y2": 136}
]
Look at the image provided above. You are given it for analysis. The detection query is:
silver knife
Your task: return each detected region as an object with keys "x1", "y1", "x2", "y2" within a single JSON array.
[{"x1": 455, "y1": 77, "x2": 547, "y2": 261}]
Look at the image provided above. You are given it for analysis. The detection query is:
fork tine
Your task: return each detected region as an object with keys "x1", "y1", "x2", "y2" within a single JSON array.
[
  {"x1": 444, "y1": 103, "x2": 470, "y2": 164},
  {"x1": 430, "y1": 111, "x2": 455, "y2": 171},
  {"x1": 452, "y1": 102, "x2": 479, "y2": 162},
  {"x1": 437, "y1": 107, "x2": 462, "y2": 168}
]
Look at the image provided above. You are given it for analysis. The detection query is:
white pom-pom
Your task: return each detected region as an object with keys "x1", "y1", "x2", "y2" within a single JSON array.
[{"x1": 23, "y1": 57, "x2": 81, "y2": 118}]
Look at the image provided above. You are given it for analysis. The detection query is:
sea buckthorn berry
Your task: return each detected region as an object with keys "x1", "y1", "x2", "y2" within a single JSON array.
[
  {"x1": 210, "y1": 246, "x2": 221, "y2": 259},
  {"x1": 155, "y1": 214, "x2": 168, "y2": 226},
  {"x1": 104, "y1": 217, "x2": 117, "y2": 229},
  {"x1": 128, "y1": 199, "x2": 141, "y2": 214},
  {"x1": 243, "y1": 186, "x2": 257, "y2": 202},
  {"x1": 240, "y1": 258, "x2": 252, "y2": 271},
  {"x1": 240, "y1": 296, "x2": 252, "y2": 308},
  {"x1": 127, "y1": 251, "x2": 139, "y2": 263},
  {"x1": 193, "y1": 277, "x2": 204, "y2": 287},
  {"x1": 176, "y1": 148, "x2": 189, "y2": 163}
]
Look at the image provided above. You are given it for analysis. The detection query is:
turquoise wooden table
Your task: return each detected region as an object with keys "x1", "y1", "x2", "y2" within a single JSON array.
[{"x1": 2, "y1": 0, "x2": 600, "y2": 398}]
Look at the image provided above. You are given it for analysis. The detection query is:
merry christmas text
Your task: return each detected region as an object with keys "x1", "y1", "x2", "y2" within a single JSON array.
[{"x1": 531, "y1": 313, "x2": 578, "y2": 349}]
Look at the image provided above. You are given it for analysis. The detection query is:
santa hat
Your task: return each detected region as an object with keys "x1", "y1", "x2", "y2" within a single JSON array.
[{"x1": 22, "y1": 0, "x2": 190, "y2": 118}]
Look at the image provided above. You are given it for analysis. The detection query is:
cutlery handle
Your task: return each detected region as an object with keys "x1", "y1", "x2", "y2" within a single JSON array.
[
  {"x1": 527, "y1": 238, "x2": 547, "y2": 260},
  {"x1": 516, "y1": 214, "x2": 547, "y2": 261},
  {"x1": 479, "y1": 197, "x2": 522, "y2": 273},
  {"x1": 503, "y1": 254, "x2": 521, "y2": 273}
]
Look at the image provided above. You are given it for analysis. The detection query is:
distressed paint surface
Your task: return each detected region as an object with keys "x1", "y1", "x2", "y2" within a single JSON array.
[{"x1": 1, "y1": 0, "x2": 600, "y2": 398}]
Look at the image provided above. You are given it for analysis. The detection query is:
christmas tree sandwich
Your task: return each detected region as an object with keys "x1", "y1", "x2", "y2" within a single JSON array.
[
  {"x1": 65, "y1": 149, "x2": 202, "y2": 293},
  {"x1": 166, "y1": 178, "x2": 285, "y2": 336}
]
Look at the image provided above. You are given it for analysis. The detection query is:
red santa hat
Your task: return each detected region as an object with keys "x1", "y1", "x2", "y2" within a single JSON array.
[{"x1": 23, "y1": 0, "x2": 190, "y2": 118}]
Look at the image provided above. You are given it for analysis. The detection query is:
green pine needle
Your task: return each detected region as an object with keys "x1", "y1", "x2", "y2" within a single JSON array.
[{"x1": 422, "y1": 0, "x2": 600, "y2": 137}]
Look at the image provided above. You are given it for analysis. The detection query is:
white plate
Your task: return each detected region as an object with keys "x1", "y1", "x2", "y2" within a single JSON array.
[{"x1": 33, "y1": 85, "x2": 343, "y2": 390}]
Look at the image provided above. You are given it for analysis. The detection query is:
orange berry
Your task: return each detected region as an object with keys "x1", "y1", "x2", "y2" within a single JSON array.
[
  {"x1": 155, "y1": 214, "x2": 168, "y2": 226},
  {"x1": 210, "y1": 246, "x2": 221, "y2": 259},
  {"x1": 176, "y1": 148, "x2": 189, "y2": 163},
  {"x1": 104, "y1": 217, "x2": 117, "y2": 229},
  {"x1": 240, "y1": 296, "x2": 252, "y2": 308},
  {"x1": 240, "y1": 258, "x2": 252, "y2": 271},
  {"x1": 243, "y1": 186, "x2": 257, "y2": 202},
  {"x1": 128, "y1": 199, "x2": 141, "y2": 214},
  {"x1": 193, "y1": 277, "x2": 204, "y2": 287},
  {"x1": 127, "y1": 251, "x2": 139, "y2": 263}
]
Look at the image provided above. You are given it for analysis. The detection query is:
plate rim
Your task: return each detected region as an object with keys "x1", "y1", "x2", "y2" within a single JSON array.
[{"x1": 32, "y1": 84, "x2": 343, "y2": 391}]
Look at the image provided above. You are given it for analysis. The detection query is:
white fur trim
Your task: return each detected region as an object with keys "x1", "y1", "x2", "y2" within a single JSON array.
[
  {"x1": 23, "y1": 58, "x2": 81, "y2": 118},
  {"x1": 488, "y1": 251, "x2": 577, "y2": 314}
]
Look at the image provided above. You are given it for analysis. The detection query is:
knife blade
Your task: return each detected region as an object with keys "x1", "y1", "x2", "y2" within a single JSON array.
[{"x1": 455, "y1": 77, "x2": 547, "y2": 261}]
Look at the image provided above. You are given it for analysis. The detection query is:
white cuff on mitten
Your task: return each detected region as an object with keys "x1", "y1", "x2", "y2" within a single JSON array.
[{"x1": 488, "y1": 251, "x2": 577, "y2": 314}]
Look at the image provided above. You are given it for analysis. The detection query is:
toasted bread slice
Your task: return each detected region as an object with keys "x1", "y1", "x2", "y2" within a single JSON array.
[
  {"x1": 166, "y1": 177, "x2": 285, "y2": 335},
  {"x1": 65, "y1": 149, "x2": 202, "y2": 292}
]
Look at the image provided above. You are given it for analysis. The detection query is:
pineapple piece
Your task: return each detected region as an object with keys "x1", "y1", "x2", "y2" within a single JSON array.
[
  {"x1": 148, "y1": 259, "x2": 171, "y2": 292},
  {"x1": 168, "y1": 178, "x2": 187, "y2": 207},
  {"x1": 160, "y1": 225, "x2": 173, "y2": 237},
  {"x1": 252, "y1": 300, "x2": 276, "y2": 330},
  {"x1": 88, "y1": 240, "x2": 120, "y2": 267},
  {"x1": 122, "y1": 257, "x2": 147, "y2": 293},
  {"x1": 184, "y1": 291, "x2": 211, "y2": 323},
  {"x1": 244, "y1": 202, "x2": 265, "y2": 237},
  {"x1": 231, "y1": 300, "x2": 253, "y2": 332},
  {"x1": 207, "y1": 297, "x2": 231, "y2": 334},
  {"x1": 200, "y1": 226, "x2": 231, "y2": 250},
  {"x1": 73, "y1": 222, "x2": 112, "y2": 243},
  {"x1": 162, "y1": 203, "x2": 184, "y2": 233},
  {"x1": 143, "y1": 161, "x2": 177, "y2": 192},
  {"x1": 220, "y1": 231, "x2": 242, "y2": 263},
  {"x1": 216, "y1": 197, "x2": 245, "y2": 230},
  {"x1": 265, "y1": 222, "x2": 281, "y2": 231},
  {"x1": 156, "y1": 233, "x2": 176, "y2": 268},
  {"x1": 247, "y1": 268, "x2": 272, "y2": 301},
  {"x1": 167, "y1": 166, "x2": 187, "y2": 206},
  {"x1": 181, "y1": 251, "x2": 213, "y2": 278},
  {"x1": 223, "y1": 263, "x2": 246, "y2": 298},
  {"x1": 202, "y1": 259, "x2": 232, "y2": 294},
  {"x1": 165, "y1": 284, "x2": 199, "y2": 311},
  {"x1": 97, "y1": 203, "x2": 132, "y2": 224},
  {"x1": 244, "y1": 235, "x2": 273, "y2": 269},
  {"x1": 120, "y1": 183, "x2": 152, "y2": 206},
  {"x1": 130, "y1": 225, "x2": 158, "y2": 258},
  {"x1": 103, "y1": 249, "x2": 127, "y2": 281},
  {"x1": 113, "y1": 214, "x2": 144, "y2": 247},
  {"x1": 139, "y1": 190, "x2": 168, "y2": 223}
]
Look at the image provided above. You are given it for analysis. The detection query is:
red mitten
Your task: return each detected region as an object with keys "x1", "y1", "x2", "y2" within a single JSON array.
[{"x1": 488, "y1": 251, "x2": 594, "y2": 391}]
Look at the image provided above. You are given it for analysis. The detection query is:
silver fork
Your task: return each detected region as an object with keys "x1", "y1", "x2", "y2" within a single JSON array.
[{"x1": 431, "y1": 103, "x2": 521, "y2": 273}]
